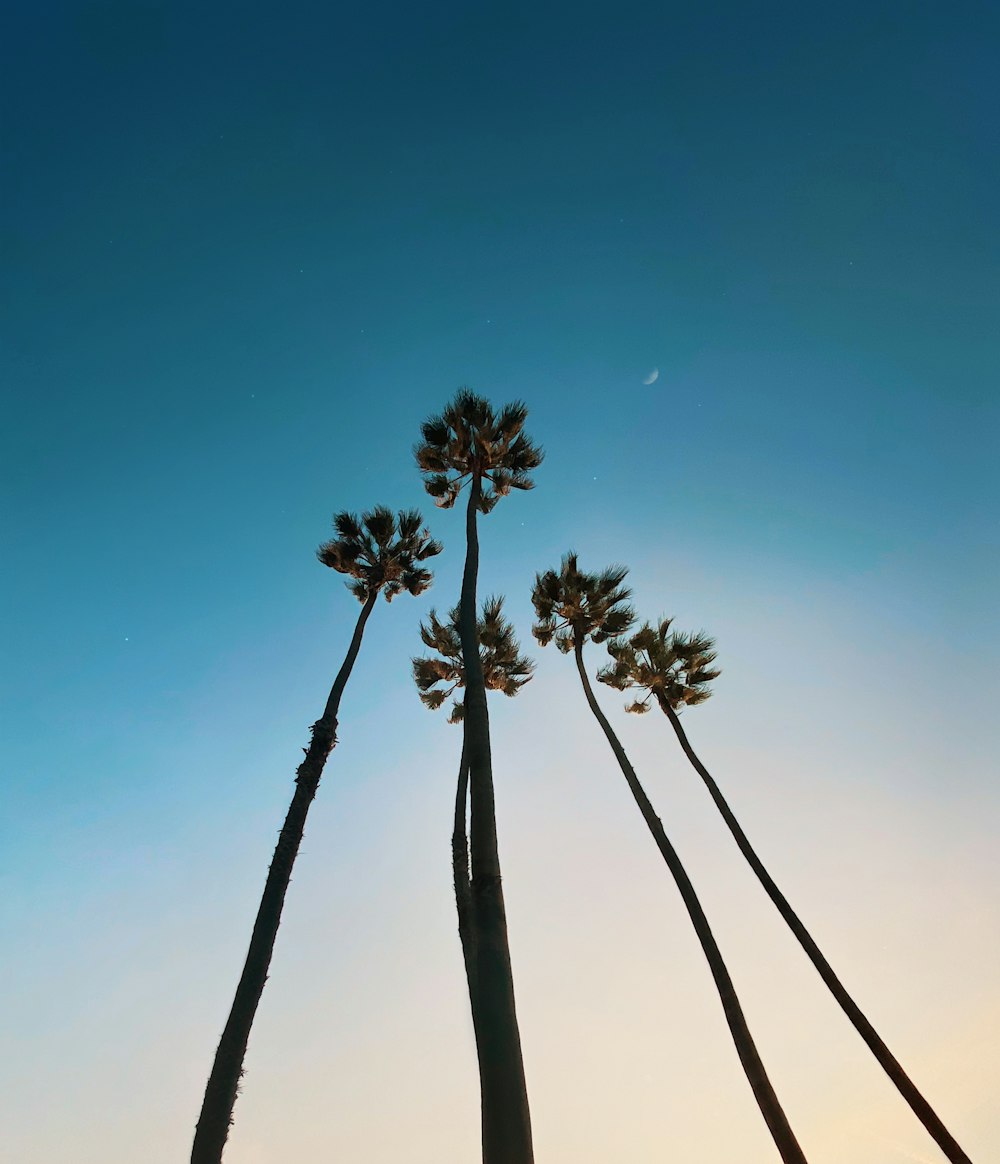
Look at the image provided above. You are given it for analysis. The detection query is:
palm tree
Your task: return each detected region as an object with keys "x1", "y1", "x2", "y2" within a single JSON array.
[
  {"x1": 415, "y1": 389, "x2": 542, "y2": 1164},
  {"x1": 531, "y1": 553, "x2": 808, "y2": 1164},
  {"x1": 599, "y1": 619, "x2": 973, "y2": 1164},
  {"x1": 192, "y1": 507, "x2": 441, "y2": 1164},
  {"x1": 412, "y1": 597, "x2": 534, "y2": 999}
]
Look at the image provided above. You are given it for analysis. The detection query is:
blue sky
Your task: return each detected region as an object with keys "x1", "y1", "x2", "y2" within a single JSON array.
[{"x1": 2, "y1": 2, "x2": 998, "y2": 1161}]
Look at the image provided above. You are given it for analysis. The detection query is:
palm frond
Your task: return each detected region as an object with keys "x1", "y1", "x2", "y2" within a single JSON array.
[
  {"x1": 402, "y1": 567, "x2": 433, "y2": 597},
  {"x1": 597, "y1": 564, "x2": 630, "y2": 592},
  {"x1": 447, "y1": 700, "x2": 466, "y2": 724},
  {"x1": 422, "y1": 473, "x2": 452, "y2": 499},
  {"x1": 420, "y1": 418, "x2": 451, "y2": 447},
  {"x1": 491, "y1": 468, "x2": 513, "y2": 496},
  {"x1": 684, "y1": 689, "x2": 713, "y2": 706},
  {"x1": 418, "y1": 689, "x2": 449, "y2": 711},
  {"x1": 412, "y1": 655, "x2": 455, "y2": 690},
  {"x1": 592, "y1": 605, "x2": 636, "y2": 642},
  {"x1": 332, "y1": 511, "x2": 363, "y2": 540},
  {"x1": 630, "y1": 624, "x2": 657, "y2": 651},
  {"x1": 494, "y1": 400, "x2": 528, "y2": 439},
  {"x1": 396, "y1": 508, "x2": 423, "y2": 540},
  {"x1": 509, "y1": 470, "x2": 536, "y2": 491},
  {"x1": 596, "y1": 657, "x2": 632, "y2": 690},
  {"x1": 419, "y1": 607, "x2": 461, "y2": 655},
  {"x1": 316, "y1": 540, "x2": 345, "y2": 570},
  {"x1": 362, "y1": 505, "x2": 396, "y2": 547},
  {"x1": 417, "y1": 535, "x2": 444, "y2": 561},
  {"x1": 347, "y1": 578, "x2": 370, "y2": 601},
  {"x1": 532, "y1": 620, "x2": 555, "y2": 646},
  {"x1": 506, "y1": 433, "x2": 544, "y2": 473}
]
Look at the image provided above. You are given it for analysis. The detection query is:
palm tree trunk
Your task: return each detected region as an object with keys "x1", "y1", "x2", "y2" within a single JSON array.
[
  {"x1": 574, "y1": 643, "x2": 808, "y2": 1164},
  {"x1": 453, "y1": 736, "x2": 477, "y2": 998},
  {"x1": 658, "y1": 696, "x2": 972, "y2": 1164},
  {"x1": 191, "y1": 589, "x2": 378, "y2": 1164},
  {"x1": 457, "y1": 474, "x2": 534, "y2": 1164}
]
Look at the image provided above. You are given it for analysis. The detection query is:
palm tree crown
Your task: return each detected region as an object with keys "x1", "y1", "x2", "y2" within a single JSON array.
[
  {"x1": 317, "y1": 506, "x2": 442, "y2": 602},
  {"x1": 415, "y1": 389, "x2": 544, "y2": 512},
  {"x1": 413, "y1": 597, "x2": 535, "y2": 722},
  {"x1": 599, "y1": 619, "x2": 722, "y2": 714},
  {"x1": 531, "y1": 552, "x2": 635, "y2": 651}
]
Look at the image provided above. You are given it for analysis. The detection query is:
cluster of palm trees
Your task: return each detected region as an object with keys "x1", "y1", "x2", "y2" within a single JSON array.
[{"x1": 191, "y1": 390, "x2": 972, "y2": 1164}]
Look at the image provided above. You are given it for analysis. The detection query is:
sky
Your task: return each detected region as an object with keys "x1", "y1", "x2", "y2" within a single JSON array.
[{"x1": 2, "y1": 1, "x2": 998, "y2": 1161}]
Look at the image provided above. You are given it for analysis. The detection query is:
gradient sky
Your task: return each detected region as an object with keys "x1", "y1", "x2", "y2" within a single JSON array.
[{"x1": 2, "y1": 2, "x2": 998, "y2": 1161}]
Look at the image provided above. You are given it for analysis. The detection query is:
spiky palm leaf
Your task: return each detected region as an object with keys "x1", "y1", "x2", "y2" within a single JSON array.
[
  {"x1": 414, "y1": 388, "x2": 544, "y2": 512},
  {"x1": 530, "y1": 552, "x2": 635, "y2": 652},
  {"x1": 412, "y1": 597, "x2": 534, "y2": 722},
  {"x1": 599, "y1": 617, "x2": 721, "y2": 713},
  {"x1": 317, "y1": 505, "x2": 443, "y2": 603}
]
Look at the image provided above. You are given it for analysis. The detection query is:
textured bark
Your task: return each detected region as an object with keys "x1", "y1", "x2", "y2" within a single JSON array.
[
  {"x1": 659, "y1": 696, "x2": 973, "y2": 1164},
  {"x1": 575, "y1": 643, "x2": 808, "y2": 1164},
  {"x1": 191, "y1": 590, "x2": 378, "y2": 1164},
  {"x1": 453, "y1": 736, "x2": 477, "y2": 999},
  {"x1": 457, "y1": 475, "x2": 534, "y2": 1164}
]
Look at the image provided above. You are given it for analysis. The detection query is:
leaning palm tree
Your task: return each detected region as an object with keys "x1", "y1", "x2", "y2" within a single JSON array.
[
  {"x1": 413, "y1": 597, "x2": 534, "y2": 998},
  {"x1": 531, "y1": 553, "x2": 808, "y2": 1164},
  {"x1": 192, "y1": 507, "x2": 442, "y2": 1164},
  {"x1": 415, "y1": 389, "x2": 542, "y2": 1164},
  {"x1": 599, "y1": 619, "x2": 973, "y2": 1164}
]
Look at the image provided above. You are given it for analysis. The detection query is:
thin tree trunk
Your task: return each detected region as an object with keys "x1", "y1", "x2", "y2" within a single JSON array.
[
  {"x1": 191, "y1": 590, "x2": 378, "y2": 1164},
  {"x1": 659, "y1": 696, "x2": 973, "y2": 1164},
  {"x1": 453, "y1": 735, "x2": 477, "y2": 999},
  {"x1": 457, "y1": 475, "x2": 534, "y2": 1164},
  {"x1": 574, "y1": 643, "x2": 807, "y2": 1164}
]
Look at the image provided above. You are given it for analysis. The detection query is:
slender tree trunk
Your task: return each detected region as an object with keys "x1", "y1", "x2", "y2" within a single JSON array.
[
  {"x1": 658, "y1": 696, "x2": 973, "y2": 1164},
  {"x1": 574, "y1": 643, "x2": 807, "y2": 1164},
  {"x1": 457, "y1": 475, "x2": 534, "y2": 1164},
  {"x1": 191, "y1": 590, "x2": 378, "y2": 1164},
  {"x1": 453, "y1": 735, "x2": 477, "y2": 999}
]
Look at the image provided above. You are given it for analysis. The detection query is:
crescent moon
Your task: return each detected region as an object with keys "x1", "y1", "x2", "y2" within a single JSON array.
[{"x1": 643, "y1": 367, "x2": 659, "y2": 385}]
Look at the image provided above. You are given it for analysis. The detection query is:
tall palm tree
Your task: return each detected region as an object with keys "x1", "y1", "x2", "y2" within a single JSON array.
[
  {"x1": 531, "y1": 553, "x2": 808, "y2": 1164},
  {"x1": 413, "y1": 597, "x2": 534, "y2": 999},
  {"x1": 415, "y1": 389, "x2": 542, "y2": 1164},
  {"x1": 599, "y1": 619, "x2": 973, "y2": 1164},
  {"x1": 192, "y1": 507, "x2": 441, "y2": 1164}
]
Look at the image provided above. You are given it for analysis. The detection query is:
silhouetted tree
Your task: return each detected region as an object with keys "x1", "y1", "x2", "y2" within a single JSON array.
[
  {"x1": 413, "y1": 597, "x2": 534, "y2": 1000},
  {"x1": 415, "y1": 389, "x2": 542, "y2": 1164},
  {"x1": 531, "y1": 553, "x2": 808, "y2": 1164},
  {"x1": 192, "y1": 507, "x2": 441, "y2": 1164},
  {"x1": 600, "y1": 619, "x2": 972, "y2": 1164}
]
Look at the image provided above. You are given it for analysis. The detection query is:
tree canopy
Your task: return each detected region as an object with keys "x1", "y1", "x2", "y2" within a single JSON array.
[{"x1": 317, "y1": 506, "x2": 442, "y2": 602}]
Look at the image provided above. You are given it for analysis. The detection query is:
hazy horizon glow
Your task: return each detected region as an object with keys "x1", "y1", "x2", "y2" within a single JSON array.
[{"x1": 3, "y1": 1, "x2": 997, "y2": 1161}]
